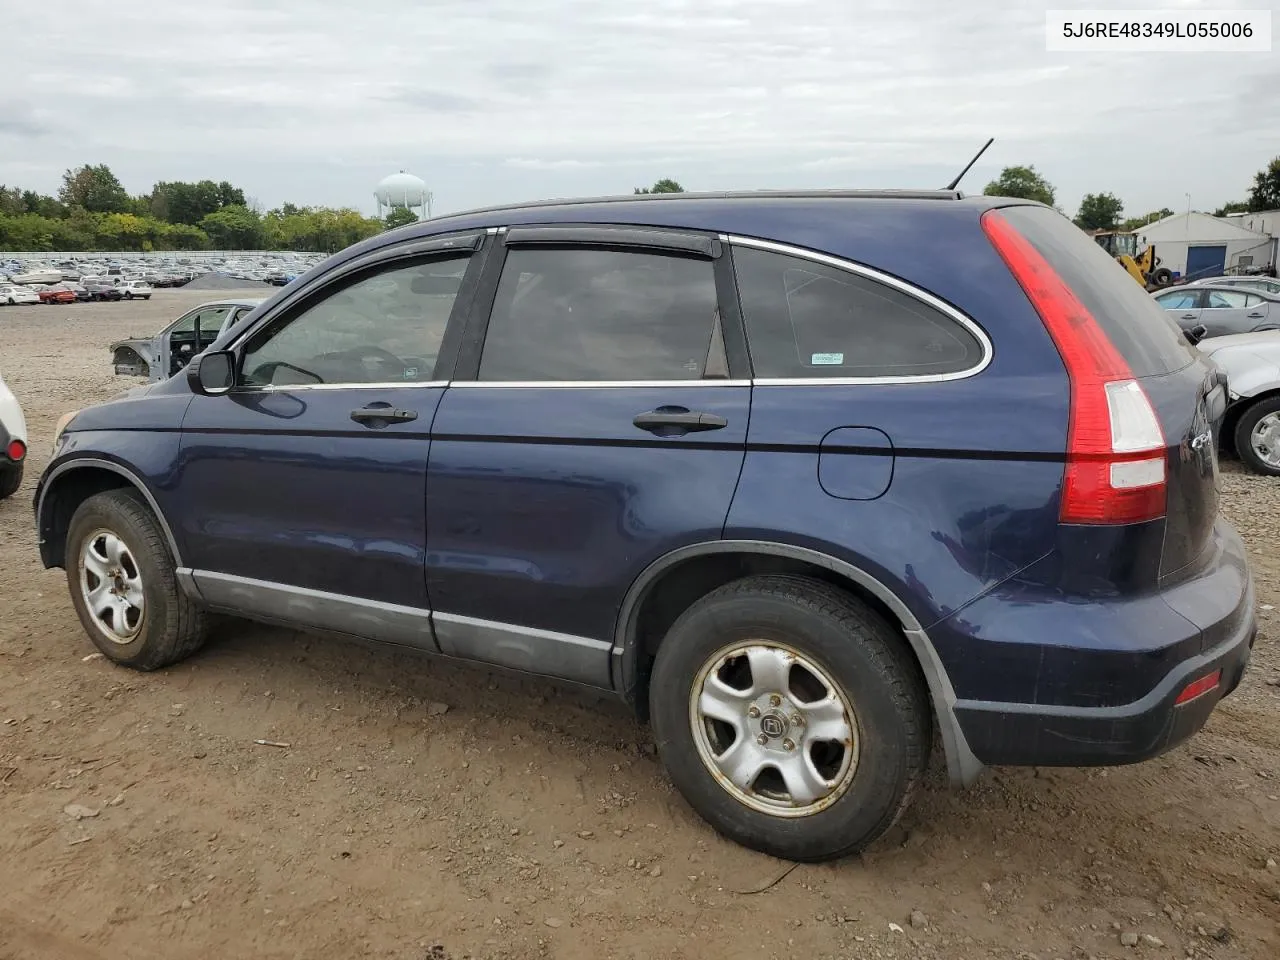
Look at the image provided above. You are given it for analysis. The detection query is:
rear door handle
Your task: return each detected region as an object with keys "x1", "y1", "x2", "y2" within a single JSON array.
[
  {"x1": 633, "y1": 406, "x2": 728, "y2": 436},
  {"x1": 351, "y1": 402, "x2": 418, "y2": 427}
]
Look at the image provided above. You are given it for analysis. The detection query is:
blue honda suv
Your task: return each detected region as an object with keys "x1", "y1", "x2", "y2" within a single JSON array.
[{"x1": 35, "y1": 190, "x2": 1256, "y2": 861}]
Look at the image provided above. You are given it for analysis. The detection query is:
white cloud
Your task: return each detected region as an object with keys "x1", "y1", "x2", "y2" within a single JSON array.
[{"x1": 0, "y1": 0, "x2": 1274, "y2": 217}]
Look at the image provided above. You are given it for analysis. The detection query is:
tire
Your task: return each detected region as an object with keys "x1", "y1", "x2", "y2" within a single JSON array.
[
  {"x1": 1234, "y1": 396, "x2": 1280, "y2": 477},
  {"x1": 649, "y1": 575, "x2": 930, "y2": 862},
  {"x1": 0, "y1": 461, "x2": 21, "y2": 499},
  {"x1": 65, "y1": 489, "x2": 208, "y2": 669}
]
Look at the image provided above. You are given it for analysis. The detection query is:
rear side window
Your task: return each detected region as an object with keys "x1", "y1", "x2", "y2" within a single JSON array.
[
  {"x1": 995, "y1": 206, "x2": 1195, "y2": 377},
  {"x1": 478, "y1": 247, "x2": 723, "y2": 381},
  {"x1": 732, "y1": 246, "x2": 984, "y2": 379}
]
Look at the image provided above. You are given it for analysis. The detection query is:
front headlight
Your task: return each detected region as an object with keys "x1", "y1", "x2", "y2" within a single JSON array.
[{"x1": 52, "y1": 410, "x2": 80, "y2": 454}]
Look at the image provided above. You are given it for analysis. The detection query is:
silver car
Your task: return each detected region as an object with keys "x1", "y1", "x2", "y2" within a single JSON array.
[
  {"x1": 1188, "y1": 274, "x2": 1280, "y2": 296},
  {"x1": 1153, "y1": 284, "x2": 1280, "y2": 338},
  {"x1": 111, "y1": 298, "x2": 265, "y2": 381},
  {"x1": 1202, "y1": 331, "x2": 1280, "y2": 475}
]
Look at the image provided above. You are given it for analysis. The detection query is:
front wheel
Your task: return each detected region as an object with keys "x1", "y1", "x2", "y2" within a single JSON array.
[
  {"x1": 1235, "y1": 396, "x2": 1280, "y2": 477},
  {"x1": 65, "y1": 489, "x2": 209, "y2": 669},
  {"x1": 649, "y1": 575, "x2": 931, "y2": 862}
]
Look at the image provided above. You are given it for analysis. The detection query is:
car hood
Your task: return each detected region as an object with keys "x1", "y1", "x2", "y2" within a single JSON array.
[{"x1": 1197, "y1": 331, "x2": 1280, "y2": 359}]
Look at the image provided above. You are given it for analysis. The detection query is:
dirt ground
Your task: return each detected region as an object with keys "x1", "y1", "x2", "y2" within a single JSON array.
[{"x1": 1, "y1": 292, "x2": 1278, "y2": 960}]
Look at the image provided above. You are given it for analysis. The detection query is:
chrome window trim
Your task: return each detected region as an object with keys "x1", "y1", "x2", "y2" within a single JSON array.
[
  {"x1": 722, "y1": 234, "x2": 994, "y2": 385},
  {"x1": 451, "y1": 379, "x2": 750, "y2": 389},
  {"x1": 231, "y1": 380, "x2": 448, "y2": 393}
]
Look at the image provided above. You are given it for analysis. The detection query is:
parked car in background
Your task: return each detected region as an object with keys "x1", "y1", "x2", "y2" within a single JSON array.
[
  {"x1": 0, "y1": 371, "x2": 27, "y2": 499},
  {"x1": 114, "y1": 280, "x2": 153, "y2": 300},
  {"x1": 37, "y1": 191, "x2": 1253, "y2": 862},
  {"x1": 110, "y1": 297, "x2": 265, "y2": 380},
  {"x1": 32, "y1": 285, "x2": 76, "y2": 305},
  {"x1": 1, "y1": 284, "x2": 40, "y2": 305},
  {"x1": 53, "y1": 281, "x2": 91, "y2": 302},
  {"x1": 1154, "y1": 284, "x2": 1279, "y2": 338},
  {"x1": 1189, "y1": 275, "x2": 1280, "y2": 296},
  {"x1": 83, "y1": 280, "x2": 124, "y2": 302},
  {"x1": 1200, "y1": 331, "x2": 1280, "y2": 476}
]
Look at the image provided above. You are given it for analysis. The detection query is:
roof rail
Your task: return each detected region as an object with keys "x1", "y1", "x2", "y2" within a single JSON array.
[{"x1": 423, "y1": 188, "x2": 963, "y2": 223}]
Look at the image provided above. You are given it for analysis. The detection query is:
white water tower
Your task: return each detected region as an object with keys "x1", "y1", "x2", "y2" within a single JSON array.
[{"x1": 375, "y1": 171, "x2": 432, "y2": 220}]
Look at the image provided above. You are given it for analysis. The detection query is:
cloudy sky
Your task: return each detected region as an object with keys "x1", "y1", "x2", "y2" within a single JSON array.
[{"x1": 2, "y1": 0, "x2": 1276, "y2": 219}]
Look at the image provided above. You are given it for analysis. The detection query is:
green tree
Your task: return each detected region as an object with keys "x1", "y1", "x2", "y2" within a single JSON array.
[
  {"x1": 634, "y1": 178, "x2": 685, "y2": 194},
  {"x1": 199, "y1": 205, "x2": 264, "y2": 249},
  {"x1": 1214, "y1": 200, "x2": 1251, "y2": 217},
  {"x1": 982, "y1": 165, "x2": 1056, "y2": 206},
  {"x1": 1074, "y1": 192, "x2": 1124, "y2": 231},
  {"x1": 1248, "y1": 157, "x2": 1280, "y2": 212},
  {"x1": 384, "y1": 207, "x2": 420, "y2": 229},
  {"x1": 58, "y1": 164, "x2": 130, "y2": 213}
]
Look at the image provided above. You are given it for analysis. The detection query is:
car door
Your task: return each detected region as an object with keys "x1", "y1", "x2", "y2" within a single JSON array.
[
  {"x1": 1154, "y1": 288, "x2": 1204, "y2": 330},
  {"x1": 174, "y1": 233, "x2": 487, "y2": 648},
  {"x1": 1201, "y1": 289, "x2": 1257, "y2": 336},
  {"x1": 424, "y1": 226, "x2": 751, "y2": 687}
]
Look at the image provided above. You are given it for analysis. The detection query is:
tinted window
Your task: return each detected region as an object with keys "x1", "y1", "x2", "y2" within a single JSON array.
[
  {"x1": 1155, "y1": 290, "x2": 1201, "y2": 310},
  {"x1": 732, "y1": 246, "x2": 983, "y2": 379},
  {"x1": 997, "y1": 206, "x2": 1195, "y2": 377},
  {"x1": 479, "y1": 247, "x2": 721, "y2": 381},
  {"x1": 241, "y1": 257, "x2": 468, "y2": 386}
]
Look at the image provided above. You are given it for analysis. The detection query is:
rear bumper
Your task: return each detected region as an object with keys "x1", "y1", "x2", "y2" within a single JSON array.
[
  {"x1": 954, "y1": 607, "x2": 1254, "y2": 765},
  {"x1": 948, "y1": 518, "x2": 1256, "y2": 767}
]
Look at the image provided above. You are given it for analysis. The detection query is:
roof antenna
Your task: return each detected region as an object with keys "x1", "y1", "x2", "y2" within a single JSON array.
[{"x1": 944, "y1": 137, "x2": 994, "y2": 191}]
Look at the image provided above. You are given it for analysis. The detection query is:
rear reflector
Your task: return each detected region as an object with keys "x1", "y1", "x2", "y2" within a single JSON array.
[
  {"x1": 981, "y1": 210, "x2": 1166, "y2": 525},
  {"x1": 5, "y1": 439, "x2": 24, "y2": 462},
  {"x1": 1174, "y1": 669, "x2": 1221, "y2": 706}
]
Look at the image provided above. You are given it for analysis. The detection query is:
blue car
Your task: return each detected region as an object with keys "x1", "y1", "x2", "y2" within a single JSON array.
[{"x1": 35, "y1": 190, "x2": 1255, "y2": 861}]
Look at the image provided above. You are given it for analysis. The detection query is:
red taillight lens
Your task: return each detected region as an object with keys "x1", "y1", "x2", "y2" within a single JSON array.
[
  {"x1": 6, "y1": 439, "x2": 24, "y2": 461},
  {"x1": 981, "y1": 210, "x2": 1166, "y2": 525},
  {"x1": 1174, "y1": 669, "x2": 1221, "y2": 705}
]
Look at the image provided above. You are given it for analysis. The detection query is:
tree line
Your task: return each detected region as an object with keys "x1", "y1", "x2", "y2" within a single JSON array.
[
  {"x1": 0, "y1": 163, "x2": 396, "y2": 253},
  {"x1": 981, "y1": 156, "x2": 1280, "y2": 232}
]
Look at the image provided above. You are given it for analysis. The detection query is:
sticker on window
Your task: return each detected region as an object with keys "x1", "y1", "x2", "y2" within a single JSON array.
[{"x1": 810, "y1": 352, "x2": 844, "y2": 365}]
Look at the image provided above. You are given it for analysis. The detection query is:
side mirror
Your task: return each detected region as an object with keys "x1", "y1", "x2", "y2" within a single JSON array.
[{"x1": 187, "y1": 349, "x2": 235, "y2": 395}]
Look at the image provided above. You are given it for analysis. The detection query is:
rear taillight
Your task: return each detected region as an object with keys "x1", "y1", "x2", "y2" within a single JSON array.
[
  {"x1": 982, "y1": 210, "x2": 1166, "y2": 525},
  {"x1": 6, "y1": 439, "x2": 24, "y2": 462}
]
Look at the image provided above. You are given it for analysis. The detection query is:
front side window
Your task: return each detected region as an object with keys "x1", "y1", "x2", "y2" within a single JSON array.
[
  {"x1": 240, "y1": 256, "x2": 469, "y2": 386},
  {"x1": 1155, "y1": 290, "x2": 1202, "y2": 310},
  {"x1": 733, "y1": 246, "x2": 984, "y2": 379},
  {"x1": 478, "y1": 247, "x2": 722, "y2": 381}
]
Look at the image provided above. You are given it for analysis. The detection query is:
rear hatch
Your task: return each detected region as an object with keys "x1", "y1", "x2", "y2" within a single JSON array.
[{"x1": 990, "y1": 205, "x2": 1222, "y2": 579}]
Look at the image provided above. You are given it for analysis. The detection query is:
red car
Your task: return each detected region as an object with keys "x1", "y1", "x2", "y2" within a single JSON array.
[{"x1": 34, "y1": 286, "x2": 76, "y2": 305}]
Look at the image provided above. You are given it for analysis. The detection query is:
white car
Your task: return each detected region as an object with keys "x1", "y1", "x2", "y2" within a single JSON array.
[
  {"x1": 1, "y1": 284, "x2": 40, "y2": 305},
  {"x1": 114, "y1": 279, "x2": 153, "y2": 300},
  {"x1": 0, "y1": 372, "x2": 27, "y2": 499},
  {"x1": 1200, "y1": 331, "x2": 1280, "y2": 476}
]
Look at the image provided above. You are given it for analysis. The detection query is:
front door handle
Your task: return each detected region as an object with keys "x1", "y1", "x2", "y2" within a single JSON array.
[
  {"x1": 633, "y1": 406, "x2": 728, "y2": 436},
  {"x1": 351, "y1": 402, "x2": 418, "y2": 427}
]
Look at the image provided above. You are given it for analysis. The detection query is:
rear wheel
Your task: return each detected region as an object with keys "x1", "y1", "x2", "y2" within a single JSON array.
[
  {"x1": 1235, "y1": 396, "x2": 1280, "y2": 477},
  {"x1": 65, "y1": 490, "x2": 209, "y2": 669},
  {"x1": 649, "y1": 575, "x2": 930, "y2": 862},
  {"x1": 0, "y1": 461, "x2": 22, "y2": 499}
]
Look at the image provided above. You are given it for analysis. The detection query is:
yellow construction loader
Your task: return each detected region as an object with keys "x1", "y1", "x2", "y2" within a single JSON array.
[{"x1": 1091, "y1": 230, "x2": 1175, "y2": 290}]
